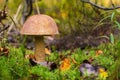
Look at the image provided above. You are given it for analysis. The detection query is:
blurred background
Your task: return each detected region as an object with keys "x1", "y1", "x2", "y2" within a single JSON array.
[{"x1": 0, "y1": 0, "x2": 120, "y2": 50}]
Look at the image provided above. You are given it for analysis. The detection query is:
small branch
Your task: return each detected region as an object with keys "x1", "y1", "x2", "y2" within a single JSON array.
[
  {"x1": 0, "y1": 24, "x2": 10, "y2": 33},
  {"x1": 8, "y1": 15, "x2": 17, "y2": 29},
  {"x1": 21, "y1": 0, "x2": 33, "y2": 24},
  {"x1": 7, "y1": 4, "x2": 22, "y2": 34},
  {"x1": 81, "y1": 0, "x2": 120, "y2": 10},
  {"x1": 35, "y1": 0, "x2": 40, "y2": 14}
]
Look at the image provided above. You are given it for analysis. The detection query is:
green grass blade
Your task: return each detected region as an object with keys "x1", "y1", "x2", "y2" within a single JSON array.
[
  {"x1": 114, "y1": 21, "x2": 120, "y2": 29},
  {"x1": 110, "y1": 33, "x2": 114, "y2": 44}
]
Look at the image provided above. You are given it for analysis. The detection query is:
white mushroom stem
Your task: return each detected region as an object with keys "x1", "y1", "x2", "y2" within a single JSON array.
[{"x1": 34, "y1": 36, "x2": 45, "y2": 62}]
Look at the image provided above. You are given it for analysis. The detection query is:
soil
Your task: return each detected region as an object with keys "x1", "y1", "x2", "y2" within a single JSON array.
[
  {"x1": 5, "y1": 25, "x2": 120, "y2": 51},
  {"x1": 48, "y1": 25, "x2": 120, "y2": 51}
]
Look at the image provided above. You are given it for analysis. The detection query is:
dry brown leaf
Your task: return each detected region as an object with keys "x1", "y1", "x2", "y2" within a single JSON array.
[
  {"x1": 88, "y1": 57, "x2": 94, "y2": 63},
  {"x1": 25, "y1": 54, "x2": 30, "y2": 59},
  {"x1": 95, "y1": 50, "x2": 103, "y2": 57},
  {"x1": 45, "y1": 48, "x2": 51, "y2": 55},
  {"x1": 60, "y1": 58, "x2": 71, "y2": 71},
  {"x1": 0, "y1": 47, "x2": 3, "y2": 52}
]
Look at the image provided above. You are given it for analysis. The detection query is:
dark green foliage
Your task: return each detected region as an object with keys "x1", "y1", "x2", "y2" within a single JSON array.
[
  {"x1": 0, "y1": 57, "x2": 11, "y2": 79},
  {"x1": 0, "y1": 0, "x2": 120, "y2": 80},
  {"x1": 0, "y1": 41, "x2": 120, "y2": 79},
  {"x1": 0, "y1": 47, "x2": 30, "y2": 79}
]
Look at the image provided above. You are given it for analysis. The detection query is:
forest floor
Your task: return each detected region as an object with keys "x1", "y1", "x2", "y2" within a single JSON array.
[{"x1": 7, "y1": 25, "x2": 120, "y2": 51}]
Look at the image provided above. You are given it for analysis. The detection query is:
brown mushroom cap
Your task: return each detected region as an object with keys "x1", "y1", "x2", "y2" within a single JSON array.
[{"x1": 20, "y1": 14, "x2": 59, "y2": 35}]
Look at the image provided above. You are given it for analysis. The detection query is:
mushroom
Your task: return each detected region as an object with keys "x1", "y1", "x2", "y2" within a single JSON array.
[{"x1": 20, "y1": 14, "x2": 59, "y2": 62}]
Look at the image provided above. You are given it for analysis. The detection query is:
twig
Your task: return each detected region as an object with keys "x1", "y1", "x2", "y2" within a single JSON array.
[
  {"x1": 21, "y1": 0, "x2": 33, "y2": 24},
  {"x1": 81, "y1": 0, "x2": 120, "y2": 10},
  {"x1": 7, "y1": 4, "x2": 22, "y2": 34},
  {"x1": 35, "y1": 0, "x2": 40, "y2": 14},
  {"x1": 8, "y1": 15, "x2": 17, "y2": 29},
  {"x1": 0, "y1": 24, "x2": 9, "y2": 33}
]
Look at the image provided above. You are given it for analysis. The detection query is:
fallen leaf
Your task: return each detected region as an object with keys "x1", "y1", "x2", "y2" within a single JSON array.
[
  {"x1": 0, "y1": 47, "x2": 9, "y2": 56},
  {"x1": 0, "y1": 47, "x2": 3, "y2": 52},
  {"x1": 95, "y1": 50, "x2": 103, "y2": 57},
  {"x1": 98, "y1": 68, "x2": 108, "y2": 79},
  {"x1": 88, "y1": 57, "x2": 94, "y2": 63},
  {"x1": 45, "y1": 48, "x2": 51, "y2": 55},
  {"x1": 25, "y1": 54, "x2": 30, "y2": 59},
  {"x1": 60, "y1": 58, "x2": 71, "y2": 71},
  {"x1": 3, "y1": 48, "x2": 9, "y2": 56}
]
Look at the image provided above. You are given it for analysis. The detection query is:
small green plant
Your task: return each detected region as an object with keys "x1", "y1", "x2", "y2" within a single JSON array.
[{"x1": 0, "y1": 41, "x2": 120, "y2": 79}]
